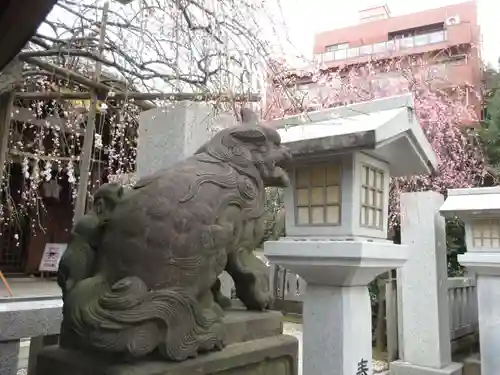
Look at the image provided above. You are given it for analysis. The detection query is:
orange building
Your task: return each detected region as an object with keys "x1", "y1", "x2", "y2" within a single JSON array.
[{"x1": 267, "y1": 1, "x2": 483, "y2": 122}]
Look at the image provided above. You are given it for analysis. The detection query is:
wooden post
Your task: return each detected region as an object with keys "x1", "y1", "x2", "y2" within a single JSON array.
[
  {"x1": 0, "y1": 91, "x2": 14, "y2": 193},
  {"x1": 73, "y1": 1, "x2": 109, "y2": 222},
  {"x1": 0, "y1": 93, "x2": 14, "y2": 295}
]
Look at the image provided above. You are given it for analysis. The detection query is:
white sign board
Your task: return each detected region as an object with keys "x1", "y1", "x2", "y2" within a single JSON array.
[{"x1": 38, "y1": 243, "x2": 67, "y2": 272}]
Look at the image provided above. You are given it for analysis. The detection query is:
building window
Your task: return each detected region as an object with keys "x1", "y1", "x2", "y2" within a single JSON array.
[
  {"x1": 389, "y1": 24, "x2": 444, "y2": 40},
  {"x1": 373, "y1": 42, "x2": 387, "y2": 53},
  {"x1": 360, "y1": 44, "x2": 373, "y2": 55},
  {"x1": 472, "y1": 219, "x2": 500, "y2": 248},
  {"x1": 360, "y1": 164, "x2": 384, "y2": 229},
  {"x1": 347, "y1": 47, "x2": 360, "y2": 58},
  {"x1": 325, "y1": 43, "x2": 349, "y2": 52},
  {"x1": 295, "y1": 165, "x2": 341, "y2": 225}
]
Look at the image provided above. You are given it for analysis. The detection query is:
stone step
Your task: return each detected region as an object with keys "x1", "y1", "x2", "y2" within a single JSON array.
[
  {"x1": 462, "y1": 353, "x2": 480, "y2": 375},
  {"x1": 18, "y1": 339, "x2": 30, "y2": 370}
]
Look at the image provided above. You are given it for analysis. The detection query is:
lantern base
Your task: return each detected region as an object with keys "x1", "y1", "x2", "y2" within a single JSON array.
[
  {"x1": 264, "y1": 238, "x2": 409, "y2": 286},
  {"x1": 265, "y1": 239, "x2": 408, "y2": 375}
]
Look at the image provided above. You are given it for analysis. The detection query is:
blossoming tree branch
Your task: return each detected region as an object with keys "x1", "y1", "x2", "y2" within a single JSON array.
[{"x1": 265, "y1": 54, "x2": 488, "y2": 227}]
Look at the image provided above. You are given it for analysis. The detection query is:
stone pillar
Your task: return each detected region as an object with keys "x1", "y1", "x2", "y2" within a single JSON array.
[
  {"x1": 137, "y1": 102, "x2": 234, "y2": 179},
  {"x1": 0, "y1": 340, "x2": 20, "y2": 375},
  {"x1": 265, "y1": 241, "x2": 408, "y2": 375},
  {"x1": 303, "y1": 284, "x2": 372, "y2": 375},
  {"x1": 477, "y1": 272, "x2": 500, "y2": 375},
  {"x1": 137, "y1": 101, "x2": 235, "y2": 296},
  {"x1": 458, "y1": 253, "x2": 500, "y2": 375},
  {"x1": 391, "y1": 192, "x2": 462, "y2": 375}
]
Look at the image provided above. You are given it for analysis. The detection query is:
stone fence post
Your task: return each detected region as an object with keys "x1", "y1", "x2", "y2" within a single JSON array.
[
  {"x1": 440, "y1": 187, "x2": 500, "y2": 375},
  {"x1": 390, "y1": 192, "x2": 462, "y2": 375}
]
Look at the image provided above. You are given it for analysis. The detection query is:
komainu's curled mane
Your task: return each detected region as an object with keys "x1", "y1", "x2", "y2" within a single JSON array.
[{"x1": 58, "y1": 124, "x2": 291, "y2": 361}]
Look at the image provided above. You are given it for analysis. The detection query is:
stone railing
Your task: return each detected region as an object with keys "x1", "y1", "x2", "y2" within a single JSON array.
[
  {"x1": 0, "y1": 296, "x2": 61, "y2": 375},
  {"x1": 271, "y1": 267, "x2": 479, "y2": 346},
  {"x1": 447, "y1": 277, "x2": 478, "y2": 341},
  {"x1": 273, "y1": 267, "x2": 304, "y2": 301}
]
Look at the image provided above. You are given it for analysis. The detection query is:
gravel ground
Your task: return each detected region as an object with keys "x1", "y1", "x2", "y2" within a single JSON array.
[{"x1": 283, "y1": 322, "x2": 389, "y2": 374}]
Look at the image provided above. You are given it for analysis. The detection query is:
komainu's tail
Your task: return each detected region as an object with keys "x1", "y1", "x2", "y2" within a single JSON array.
[{"x1": 61, "y1": 275, "x2": 224, "y2": 361}]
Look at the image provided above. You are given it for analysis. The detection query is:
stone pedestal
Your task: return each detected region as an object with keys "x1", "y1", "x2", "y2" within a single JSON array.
[
  {"x1": 265, "y1": 240, "x2": 408, "y2": 375},
  {"x1": 0, "y1": 296, "x2": 61, "y2": 375},
  {"x1": 392, "y1": 192, "x2": 462, "y2": 375},
  {"x1": 35, "y1": 309, "x2": 298, "y2": 375},
  {"x1": 458, "y1": 252, "x2": 500, "y2": 375}
]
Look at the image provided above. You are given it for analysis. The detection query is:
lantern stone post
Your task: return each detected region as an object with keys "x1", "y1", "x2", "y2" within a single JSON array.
[
  {"x1": 264, "y1": 94, "x2": 438, "y2": 375},
  {"x1": 440, "y1": 187, "x2": 500, "y2": 375}
]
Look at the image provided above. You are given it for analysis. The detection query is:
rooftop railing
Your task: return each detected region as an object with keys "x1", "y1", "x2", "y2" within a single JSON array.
[{"x1": 316, "y1": 30, "x2": 448, "y2": 63}]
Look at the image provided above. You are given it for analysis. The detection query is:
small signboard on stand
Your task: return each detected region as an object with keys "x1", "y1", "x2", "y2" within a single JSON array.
[{"x1": 39, "y1": 243, "x2": 67, "y2": 275}]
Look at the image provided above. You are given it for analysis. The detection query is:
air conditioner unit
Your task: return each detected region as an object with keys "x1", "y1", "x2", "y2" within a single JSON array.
[{"x1": 445, "y1": 15, "x2": 460, "y2": 26}]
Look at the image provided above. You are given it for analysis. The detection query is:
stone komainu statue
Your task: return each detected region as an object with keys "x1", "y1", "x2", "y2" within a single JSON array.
[{"x1": 57, "y1": 123, "x2": 291, "y2": 361}]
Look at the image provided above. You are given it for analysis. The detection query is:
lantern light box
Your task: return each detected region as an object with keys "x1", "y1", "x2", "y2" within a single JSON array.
[
  {"x1": 271, "y1": 94, "x2": 438, "y2": 241},
  {"x1": 440, "y1": 187, "x2": 500, "y2": 252}
]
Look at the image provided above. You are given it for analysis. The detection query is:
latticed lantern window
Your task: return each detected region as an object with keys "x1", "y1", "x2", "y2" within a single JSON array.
[
  {"x1": 360, "y1": 164, "x2": 384, "y2": 229},
  {"x1": 471, "y1": 219, "x2": 500, "y2": 248},
  {"x1": 295, "y1": 164, "x2": 341, "y2": 225}
]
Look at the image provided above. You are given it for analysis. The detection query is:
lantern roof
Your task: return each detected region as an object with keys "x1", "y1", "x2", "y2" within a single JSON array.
[
  {"x1": 266, "y1": 94, "x2": 438, "y2": 178},
  {"x1": 440, "y1": 187, "x2": 500, "y2": 218}
]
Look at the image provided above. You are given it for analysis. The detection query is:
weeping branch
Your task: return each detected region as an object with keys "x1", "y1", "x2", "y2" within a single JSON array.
[{"x1": 14, "y1": 91, "x2": 260, "y2": 102}]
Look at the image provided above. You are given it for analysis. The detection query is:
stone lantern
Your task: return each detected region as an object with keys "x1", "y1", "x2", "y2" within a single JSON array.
[
  {"x1": 440, "y1": 187, "x2": 500, "y2": 375},
  {"x1": 264, "y1": 94, "x2": 438, "y2": 375}
]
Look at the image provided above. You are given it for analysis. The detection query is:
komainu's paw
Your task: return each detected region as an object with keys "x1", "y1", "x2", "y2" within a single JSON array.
[
  {"x1": 196, "y1": 321, "x2": 226, "y2": 355},
  {"x1": 237, "y1": 277, "x2": 274, "y2": 311},
  {"x1": 252, "y1": 289, "x2": 273, "y2": 310}
]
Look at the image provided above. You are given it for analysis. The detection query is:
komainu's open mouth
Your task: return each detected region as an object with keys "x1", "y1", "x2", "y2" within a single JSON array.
[{"x1": 263, "y1": 148, "x2": 292, "y2": 187}]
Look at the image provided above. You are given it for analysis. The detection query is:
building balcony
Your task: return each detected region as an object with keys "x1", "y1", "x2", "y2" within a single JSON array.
[
  {"x1": 314, "y1": 24, "x2": 476, "y2": 68},
  {"x1": 316, "y1": 30, "x2": 448, "y2": 63}
]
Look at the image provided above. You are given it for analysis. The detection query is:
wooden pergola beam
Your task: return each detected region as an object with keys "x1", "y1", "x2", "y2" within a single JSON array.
[
  {"x1": 14, "y1": 91, "x2": 261, "y2": 102},
  {"x1": 22, "y1": 57, "x2": 110, "y2": 94},
  {"x1": 19, "y1": 57, "x2": 261, "y2": 108},
  {"x1": 20, "y1": 57, "x2": 156, "y2": 110}
]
